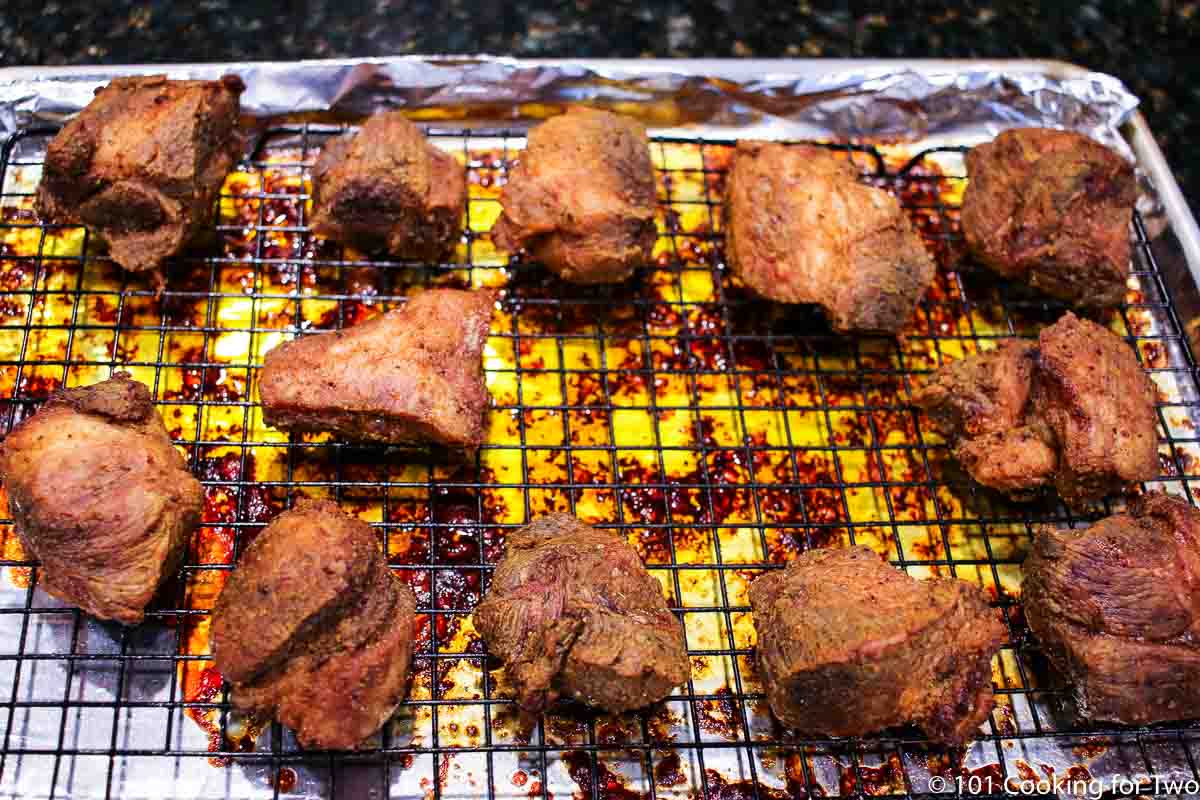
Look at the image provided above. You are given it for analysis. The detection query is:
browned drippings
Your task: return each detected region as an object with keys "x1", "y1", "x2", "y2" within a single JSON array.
[
  {"x1": 273, "y1": 767, "x2": 297, "y2": 793},
  {"x1": 181, "y1": 664, "x2": 264, "y2": 767},
  {"x1": 653, "y1": 752, "x2": 686, "y2": 787},
  {"x1": 703, "y1": 767, "x2": 797, "y2": 800},
  {"x1": 695, "y1": 686, "x2": 745, "y2": 740},
  {"x1": 838, "y1": 753, "x2": 907, "y2": 797},
  {"x1": 925, "y1": 750, "x2": 1007, "y2": 793},
  {"x1": 184, "y1": 665, "x2": 226, "y2": 761},
  {"x1": 561, "y1": 751, "x2": 646, "y2": 800}
]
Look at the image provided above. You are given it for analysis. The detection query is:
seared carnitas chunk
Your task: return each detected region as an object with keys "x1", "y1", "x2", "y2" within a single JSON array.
[
  {"x1": 1023, "y1": 493, "x2": 1200, "y2": 725},
  {"x1": 724, "y1": 142, "x2": 935, "y2": 333},
  {"x1": 311, "y1": 111, "x2": 465, "y2": 259},
  {"x1": 914, "y1": 312, "x2": 1158, "y2": 507},
  {"x1": 474, "y1": 513, "x2": 690, "y2": 713},
  {"x1": 492, "y1": 107, "x2": 657, "y2": 284},
  {"x1": 961, "y1": 127, "x2": 1136, "y2": 308},
  {"x1": 0, "y1": 374, "x2": 202, "y2": 624},
  {"x1": 1037, "y1": 313, "x2": 1160, "y2": 504},
  {"x1": 259, "y1": 288, "x2": 495, "y2": 452},
  {"x1": 914, "y1": 339, "x2": 1058, "y2": 497},
  {"x1": 750, "y1": 546, "x2": 1005, "y2": 745},
  {"x1": 36, "y1": 74, "x2": 244, "y2": 277},
  {"x1": 211, "y1": 499, "x2": 417, "y2": 750}
]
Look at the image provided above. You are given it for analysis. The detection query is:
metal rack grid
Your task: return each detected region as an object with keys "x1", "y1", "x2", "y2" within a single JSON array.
[{"x1": 0, "y1": 122, "x2": 1198, "y2": 800}]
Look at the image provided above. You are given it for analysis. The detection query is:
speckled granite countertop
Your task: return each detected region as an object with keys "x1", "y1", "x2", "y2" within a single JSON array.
[{"x1": 0, "y1": 1, "x2": 1195, "y2": 204}]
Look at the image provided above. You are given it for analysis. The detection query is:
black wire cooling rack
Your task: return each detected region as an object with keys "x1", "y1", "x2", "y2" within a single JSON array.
[{"x1": 1, "y1": 123, "x2": 1199, "y2": 800}]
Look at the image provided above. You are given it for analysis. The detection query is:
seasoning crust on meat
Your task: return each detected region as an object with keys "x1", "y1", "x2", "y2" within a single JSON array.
[
  {"x1": 914, "y1": 340, "x2": 1057, "y2": 496},
  {"x1": 1023, "y1": 494, "x2": 1200, "y2": 725},
  {"x1": 1037, "y1": 312, "x2": 1160, "y2": 506},
  {"x1": 211, "y1": 499, "x2": 417, "y2": 750},
  {"x1": 914, "y1": 312, "x2": 1158, "y2": 507},
  {"x1": 724, "y1": 141, "x2": 935, "y2": 333},
  {"x1": 492, "y1": 107, "x2": 657, "y2": 284},
  {"x1": 473, "y1": 513, "x2": 690, "y2": 713},
  {"x1": 961, "y1": 127, "x2": 1136, "y2": 308},
  {"x1": 750, "y1": 546, "x2": 1005, "y2": 745},
  {"x1": 35, "y1": 74, "x2": 245, "y2": 277},
  {"x1": 259, "y1": 287, "x2": 496, "y2": 452},
  {"x1": 311, "y1": 111, "x2": 465, "y2": 259},
  {"x1": 0, "y1": 374, "x2": 203, "y2": 624}
]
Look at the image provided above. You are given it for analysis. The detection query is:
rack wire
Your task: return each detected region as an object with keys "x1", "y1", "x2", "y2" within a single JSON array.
[{"x1": 1, "y1": 123, "x2": 1199, "y2": 800}]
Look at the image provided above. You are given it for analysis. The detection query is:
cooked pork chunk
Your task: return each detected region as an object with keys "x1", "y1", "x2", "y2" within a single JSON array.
[
  {"x1": 750, "y1": 546, "x2": 1005, "y2": 745},
  {"x1": 474, "y1": 513, "x2": 689, "y2": 713},
  {"x1": 0, "y1": 375, "x2": 202, "y2": 624},
  {"x1": 914, "y1": 312, "x2": 1158, "y2": 507},
  {"x1": 491, "y1": 107, "x2": 657, "y2": 284},
  {"x1": 724, "y1": 142, "x2": 935, "y2": 333},
  {"x1": 36, "y1": 75, "x2": 244, "y2": 277},
  {"x1": 1023, "y1": 493, "x2": 1200, "y2": 725},
  {"x1": 1037, "y1": 312, "x2": 1160, "y2": 507},
  {"x1": 211, "y1": 499, "x2": 416, "y2": 750},
  {"x1": 961, "y1": 128, "x2": 1136, "y2": 308},
  {"x1": 311, "y1": 111, "x2": 465, "y2": 259},
  {"x1": 259, "y1": 288, "x2": 495, "y2": 452},
  {"x1": 915, "y1": 340, "x2": 1038, "y2": 439},
  {"x1": 914, "y1": 340, "x2": 1056, "y2": 496}
]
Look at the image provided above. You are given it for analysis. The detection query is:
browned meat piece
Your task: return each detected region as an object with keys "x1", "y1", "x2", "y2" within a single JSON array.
[
  {"x1": 1037, "y1": 312, "x2": 1160, "y2": 507},
  {"x1": 750, "y1": 546, "x2": 1005, "y2": 745},
  {"x1": 914, "y1": 340, "x2": 1038, "y2": 439},
  {"x1": 491, "y1": 107, "x2": 657, "y2": 284},
  {"x1": 913, "y1": 340, "x2": 1057, "y2": 497},
  {"x1": 953, "y1": 427, "x2": 1059, "y2": 498},
  {"x1": 35, "y1": 75, "x2": 244, "y2": 277},
  {"x1": 913, "y1": 312, "x2": 1158, "y2": 507},
  {"x1": 259, "y1": 288, "x2": 495, "y2": 452},
  {"x1": 724, "y1": 142, "x2": 935, "y2": 333},
  {"x1": 0, "y1": 374, "x2": 202, "y2": 624},
  {"x1": 961, "y1": 128, "x2": 1136, "y2": 308},
  {"x1": 310, "y1": 111, "x2": 465, "y2": 259},
  {"x1": 474, "y1": 513, "x2": 689, "y2": 713},
  {"x1": 1023, "y1": 493, "x2": 1200, "y2": 725},
  {"x1": 211, "y1": 499, "x2": 416, "y2": 750}
]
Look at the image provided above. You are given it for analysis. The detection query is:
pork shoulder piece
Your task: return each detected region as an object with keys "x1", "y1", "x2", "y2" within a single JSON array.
[
  {"x1": 35, "y1": 74, "x2": 245, "y2": 276},
  {"x1": 912, "y1": 340, "x2": 1038, "y2": 440},
  {"x1": 961, "y1": 127, "x2": 1136, "y2": 308},
  {"x1": 491, "y1": 107, "x2": 657, "y2": 284},
  {"x1": 724, "y1": 142, "x2": 935, "y2": 334},
  {"x1": 473, "y1": 513, "x2": 689, "y2": 713},
  {"x1": 913, "y1": 312, "x2": 1158, "y2": 507},
  {"x1": 1037, "y1": 312, "x2": 1160, "y2": 507},
  {"x1": 0, "y1": 374, "x2": 202, "y2": 624},
  {"x1": 749, "y1": 546, "x2": 1005, "y2": 745},
  {"x1": 310, "y1": 111, "x2": 465, "y2": 259},
  {"x1": 1023, "y1": 493, "x2": 1200, "y2": 725},
  {"x1": 259, "y1": 287, "x2": 495, "y2": 451},
  {"x1": 913, "y1": 340, "x2": 1057, "y2": 497},
  {"x1": 211, "y1": 499, "x2": 416, "y2": 750}
]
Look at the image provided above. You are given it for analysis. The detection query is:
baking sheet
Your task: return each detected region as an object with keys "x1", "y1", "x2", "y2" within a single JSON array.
[{"x1": 0, "y1": 58, "x2": 1198, "y2": 800}]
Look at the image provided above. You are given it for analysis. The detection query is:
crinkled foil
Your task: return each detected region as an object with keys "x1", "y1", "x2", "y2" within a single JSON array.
[{"x1": 0, "y1": 56, "x2": 1139, "y2": 150}]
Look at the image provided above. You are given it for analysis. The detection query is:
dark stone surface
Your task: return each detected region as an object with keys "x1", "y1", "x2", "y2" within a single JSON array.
[{"x1": 0, "y1": 1, "x2": 1195, "y2": 204}]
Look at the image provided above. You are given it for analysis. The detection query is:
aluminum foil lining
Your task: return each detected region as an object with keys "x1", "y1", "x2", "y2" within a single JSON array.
[{"x1": 0, "y1": 56, "x2": 1139, "y2": 154}]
